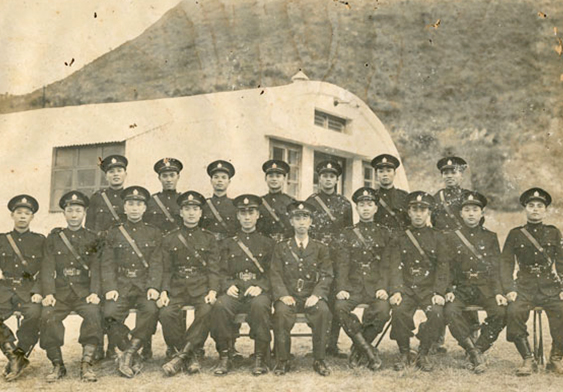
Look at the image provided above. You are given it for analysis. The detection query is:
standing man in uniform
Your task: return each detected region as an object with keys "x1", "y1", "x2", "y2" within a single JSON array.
[
  {"x1": 145, "y1": 158, "x2": 183, "y2": 234},
  {"x1": 159, "y1": 191, "x2": 221, "y2": 377},
  {"x1": 333, "y1": 187, "x2": 392, "y2": 370},
  {"x1": 306, "y1": 160, "x2": 352, "y2": 358},
  {"x1": 85, "y1": 154, "x2": 128, "y2": 360},
  {"x1": 211, "y1": 194, "x2": 274, "y2": 376},
  {"x1": 371, "y1": 154, "x2": 409, "y2": 232},
  {"x1": 432, "y1": 156, "x2": 478, "y2": 351},
  {"x1": 200, "y1": 160, "x2": 239, "y2": 241},
  {"x1": 270, "y1": 201, "x2": 333, "y2": 376},
  {"x1": 501, "y1": 188, "x2": 563, "y2": 376},
  {"x1": 443, "y1": 191, "x2": 506, "y2": 374},
  {"x1": 0, "y1": 195, "x2": 44, "y2": 382},
  {"x1": 257, "y1": 160, "x2": 295, "y2": 242},
  {"x1": 101, "y1": 186, "x2": 162, "y2": 378},
  {"x1": 388, "y1": 191, "x2": 449, "y2": 372},
  {"x1": 40, "y1": 191, "x2": 102, "y2": 382},
  {"x1": 143, "y1": 157, "x2": 184, "y2": 359}
]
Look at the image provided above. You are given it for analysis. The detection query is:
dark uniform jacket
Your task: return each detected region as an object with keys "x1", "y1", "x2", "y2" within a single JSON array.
[
  {"x1": 144, "y1": 190, "x2": 182, "y2": 234},
  {"x1": 85, "y1": 187, "x2": 126, "y2": 235},
  {"x1": 335, "y1": 221, "x2": 392, "y2": 295},
  {"x1": 270, "y1": 238, "x2": 333, "y2": 300},
  {"x1": 501, "y1": 222, "x2": 563, "y2": 298},
  {"x1": 433, "y1": 187, "x2": 470, "y2": 232},
  {"x1": 41, "y1": 227, "x2": 101, "y2": 299},
  {"x1": 388, "y1": 226, "x2": 449, "y2": 298},
  {"x1": 220, "y1": 230, "x2": 274, "y2": 294},
  {"x1": 101, "y1": 220, "x2": 163, "y2": 296},
  {"x1": 374, "y1": 187, "x2": 409, "y2": 232},
  {"x1": 0, "y1": 230, "x2": 45, "y2": 302},
  {"x1": 444, "y1": 225, "x2": 502, "y2": 298},
  {"x1": 257, "y1": 192, "x2": 295, "y2": 241},
  {"x1": 306, "y1": 191, "x2": 353, "y2": 244},
  {"x1": 158, "y1": 225, "x2": 221, "y2": 298},
  {"x1": 200, "y1": 194, "x2": 239, "y2": 240}
]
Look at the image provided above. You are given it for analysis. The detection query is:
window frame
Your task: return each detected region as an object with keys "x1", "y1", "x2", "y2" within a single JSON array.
[
  {"x1": 314, "y1": 109, "x2": 348, "y2": 133},
  {"x1": 362, "y1": 161, "x2": 377, "y2": 189},
  {"x1": 49, "y1": 142, "x2": 125, "y2": 212},
  {"x1": 269, "y1": 139, "x2": 302, "y2": 198}
]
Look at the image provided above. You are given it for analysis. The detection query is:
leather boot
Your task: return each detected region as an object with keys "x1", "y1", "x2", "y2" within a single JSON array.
[
  {"x1": 273, "y1": 359, "x2": 290, "y2": 375},
  {"x1": 514, "y1": 338, "x2": 536, "y2": 377},
  {"x1": 165, "y1": 345, "x2": 177, "y2": 360},
  {"x1": 252, "y1": 340, "x2": 269, "y2": 376},
  {"x1": 2, "y1": 342, "x2": 29, "y2": 382},
  {"x1": 348, "y1": 344, "x2": 363, "y2": 368},
  {"x1": 462, "y1": 337, "x2": 486, "y2": 374},
  {"x1": 547, "y1": 345, "x2": 563, "y2": 374},
  {"x1": 416, "y1": 344, "x2": 433, "y2": 372},
  {"x1": 352, "y1": 332, "x2": 381, "y2": 371},
  {"x1": 186, "y1": 352, "x2": 202, "y2": 374},
  {"x1": 162, "y1": 342, "x2": 193, "y2": 377},
  {"x1": 313, "y1": 359, "x2": 331, "y2": 376},
  {"x1": 80, "y1": 344, "x2": 97, "y2": 382},
  {"x1": 118, "y1": 338, "x2": 143, "y2": 378},
  {"x1": 214, "y1": 349, "x2": 232, "y2": 376},
  {"x1": 394, "y1": 342, "x2": 410, "y2": 371},
  {"x1": 46, "y1": 347, "x2": 66, "y2": 383},
  {"x1": 140, "y1": 337, "x2": 153, "y2": 361}
]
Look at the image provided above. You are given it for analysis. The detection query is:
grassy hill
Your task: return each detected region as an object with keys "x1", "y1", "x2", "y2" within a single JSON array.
[{"x1": 1, "y1": 0, "x2": 562, "y2": 211}]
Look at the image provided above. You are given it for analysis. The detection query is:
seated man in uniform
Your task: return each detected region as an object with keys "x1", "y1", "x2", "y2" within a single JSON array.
[
  {"x1": 40, "y1": 191, "x2": 102, "y2": 382},
  {"x1": 270, "y1": 201, "x2": 333, "y2": 376},
  {"x1": 388, "y1": 191, "x2": 449, "y2": 372},
  {"x1": 444, "y1": 191, "x2": 506, "y2": 374},
  {"x1": 0, "y1": 195, "x2": 44, "y2": 382},
  {"x1": 101, "y1": 186, "x2": 162, "y2": 378},
  {"x1": 211, "y1": 194, "x2": 274, "y2": 376},
  {"x1": 334, "y1": 187, "x2": 392, "y2": 371},
  {"x1": 159, "y1": 191, "x2": 221, "y2": 377},
  {"x1": 502, "y1": 188, "x2": 563, "y2": 376}
]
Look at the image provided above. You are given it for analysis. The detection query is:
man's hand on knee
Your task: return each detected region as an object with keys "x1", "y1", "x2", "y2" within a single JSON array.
[
  {"x1": 389, "y1": 292, "x2": 402, "y2": 306},
  {"x1": 106, "y1": 290, "x2": 119, "y2": 301},
  {"x1": 305, "y1": 295, "x2": 319, "y2": 308},
  {"x1": 336, "y1": 290, "x2": 350, "y2": 300},
  {"x1": 280, "y1": 296, "x2": 296, "y2": 306}
]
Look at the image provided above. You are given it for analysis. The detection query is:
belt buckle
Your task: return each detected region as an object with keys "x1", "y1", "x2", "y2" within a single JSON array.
[
  {"x1": 11, "y1": 278, "x2": 22, "y2": 285},
  {"x1": 239, "y1": 272, "x2": 255, "y2": 282},
  {"x1": 410, "y1": 267, "x2": 422, "y2": 277},
  {"x1": 125, "y1": 269, "x2": 138, "y2": 278},
  {"x1": 530, "y1": 265, "x2": 542, "y2": 274},
  {"x1": 296, "y1": 278, "x2": 304, "y2": 292},
  {"x1": 360, "y1": 262, "x2": 371, "y2": 270},
  {"x1": 467, "y1": 271, "x2": 479, "y2": 279},
  {"x1": 63, "y1": 268, "x2": 79, "y2": 277}
]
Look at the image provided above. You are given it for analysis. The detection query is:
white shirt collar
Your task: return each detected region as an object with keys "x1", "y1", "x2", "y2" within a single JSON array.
[{"x1": 295, "y1": 236, "x2": 309, "y2": 249}]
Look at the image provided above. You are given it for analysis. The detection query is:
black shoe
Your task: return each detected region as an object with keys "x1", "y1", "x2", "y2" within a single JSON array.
[
  {"x1": 139, "y1": 339, "x2": 153, "y2": 361},
  {"x1": 80, "y1": 345, "x2": 98, "y2": 382},
  {"x1": 252, "y1": 354, "x2": 268, "y2": 376},
  {"x1": 214, "y1": 351, "x2": 231, "y2": 376},
  {"x1": 162, "y1": 356, "x2": 185, "y2": 377},
  {"x1": 186, "y1": 355, "x2": 201, "y2": 374},
  {"x1": 165, "y1": 346, "x2": 177, "y2": 360},
  {"x1": 394, "y1": 353, "x2": 409, "y2": 371},
  {"x1": 416, "y1": 353, "x2": 433, "y2": 372},
  {"x1": 313, "y1": 359, "x2": 331, "y2": 376},
  {"x1": 348, "y1": 345, "x2": 363, "y2": 368},
  {"x1": 4, "y1": 346, "x2": 29, "y2": 382},
  {"x1": 46, "y1": 363, "x2": 67, "y2": 383},
  {"x1": 273, "y1": 360, "x2": 290, "y2": 376},
  {"x1": 118, "y1": 338, "x2": 143, "y2": 378}
]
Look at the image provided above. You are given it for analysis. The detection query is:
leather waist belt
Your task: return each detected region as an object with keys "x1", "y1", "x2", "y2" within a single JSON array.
[{"x1": 238, "y1": 272, "x2": 257, "y2": 281}]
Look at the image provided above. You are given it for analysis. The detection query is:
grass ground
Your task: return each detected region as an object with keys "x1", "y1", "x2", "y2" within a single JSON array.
[{"x1": 1, "y1": 306, "x2": 562, "y2": 392}]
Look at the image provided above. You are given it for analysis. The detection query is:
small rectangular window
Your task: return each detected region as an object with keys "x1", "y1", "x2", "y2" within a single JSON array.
[
  {"x1": 363, "y1": 161, "x2": 376, "y2": 189},
  {"x1": 269, "y1": 139, "x2": 302, "y2": 198},
  {"x1": 314, "y1": 109, "x2": 347, "y2": 133}
]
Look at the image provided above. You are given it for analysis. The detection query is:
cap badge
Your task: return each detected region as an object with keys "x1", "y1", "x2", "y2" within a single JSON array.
[
  {"x1": 217, "y1": 163, "x2": 222, "y2": 168},
  {"x1": 327, "y1": 163, "x2": 332, "y2": 169},
  {"x1": 447, "y1": 160, "x2": 452, "y2": 166},
  {"x1": 133, "y1": 189, "x2": 139, "y2": 196},
  {"x1": 416, "y1": 195, "x2": 422, "y2": 202},
  {"x1": 382, "y1": 157, "x2": 387, "y2": 163},
  {"x1": 298, "y1": 204, "x2": 304, "y2": 210},
  {"x1": 534, "y1": 191, "x2": 540, "y2": 197},
  {"x1": 244, "y1": 198, "x2": 249, "y2": 205},
  {"x1": 165, "y1": 161, "x2": 170, "y2": 167},
  {"x1": 468, "y1": 195, "x2": 474, "y2": 201},
  {"x1": 71, "y1": 194, "x2": 78, "y2": 201},
  {"x1": 111, "y1": 158, "x2": 117, "y2": 164},
  {"x1": 21, "y1": 198, "x2": 27, "y2": 204},
  {"x1": 363, "y1": 190, "x2": 369, "y2": 196},
  {"x1": 272, "y1": 163, "x2": 277, "y2": 169},
  {"x1": 188, "y1": 194, "x2": 194, "y2": 201}
]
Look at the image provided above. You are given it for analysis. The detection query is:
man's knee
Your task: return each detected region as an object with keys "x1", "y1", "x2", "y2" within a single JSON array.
[{"x1": 250, "y1": 295, "x2": 271, "y2": 314}]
